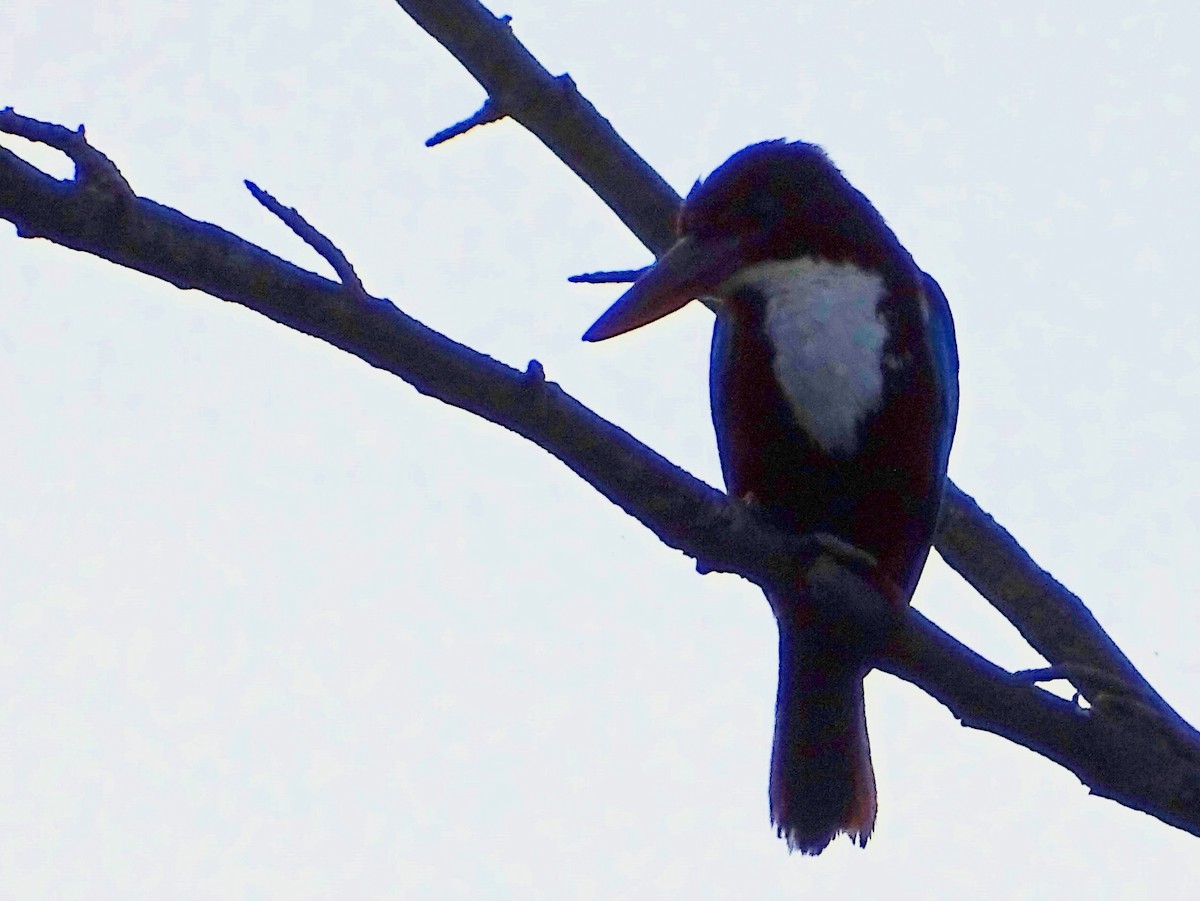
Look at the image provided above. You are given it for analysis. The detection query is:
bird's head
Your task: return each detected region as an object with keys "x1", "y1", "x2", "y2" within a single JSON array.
[{"x1": 583, "y1": 140, "x2": 897, "y2": 342}]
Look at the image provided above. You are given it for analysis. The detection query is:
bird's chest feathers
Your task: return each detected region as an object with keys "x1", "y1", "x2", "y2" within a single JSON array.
[{"x1": 727, "y1": 258, "x2": 890, "y2": 457}]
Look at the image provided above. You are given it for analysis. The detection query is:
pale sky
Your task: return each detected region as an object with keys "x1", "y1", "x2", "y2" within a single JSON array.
[{"x1": 4, "y1": 1, "x2": 1200, "y2": 897}]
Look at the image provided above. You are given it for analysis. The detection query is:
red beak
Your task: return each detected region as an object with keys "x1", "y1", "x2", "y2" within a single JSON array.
[{"x1": 582, "y1": 234, "x2": 745, "y2": 342}]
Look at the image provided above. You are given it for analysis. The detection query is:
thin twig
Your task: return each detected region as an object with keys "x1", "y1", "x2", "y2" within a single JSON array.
[
  {"x1": 426, "y1": 97, "x2": 507, "y2": 147},
  {"x1": 567, "y1": 268, "x2": 645, "y2": 284},
  {"x1": 244, "y1": 180, "x2": 366, "y2": 295}
]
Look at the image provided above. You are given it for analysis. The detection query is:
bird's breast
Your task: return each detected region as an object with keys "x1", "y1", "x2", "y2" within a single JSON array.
[{"x1": 721, "y1": 257, "x2": 889, "y2": 457}]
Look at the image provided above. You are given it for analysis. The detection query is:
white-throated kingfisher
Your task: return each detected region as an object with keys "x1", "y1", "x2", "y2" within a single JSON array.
[{"x1": 583, "y1": 141, "x2": 959, "y2": 854}]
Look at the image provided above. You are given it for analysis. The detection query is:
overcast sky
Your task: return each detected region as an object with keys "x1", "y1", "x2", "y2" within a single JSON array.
[{"x1": 5, "y1": 1, "x2": 1200, "y2": 896}]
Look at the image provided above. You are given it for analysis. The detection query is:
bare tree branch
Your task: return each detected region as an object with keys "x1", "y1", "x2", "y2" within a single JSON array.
[
  {"x1": 395, "y1": 3, "x2": 680, "y2": 254},
  {"x1": 3, "y1": 12, "x2": 1199, "y2": 839},
  {"x1": 936, "y1": 482, "x2": 1194, "y2": 733}
]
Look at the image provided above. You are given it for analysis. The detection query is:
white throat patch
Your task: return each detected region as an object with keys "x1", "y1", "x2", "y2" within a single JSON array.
[{"x1": 721, "y1": 258, "x2": 888, "y2": 457}]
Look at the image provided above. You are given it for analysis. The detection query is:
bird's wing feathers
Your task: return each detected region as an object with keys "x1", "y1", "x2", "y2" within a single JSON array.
[{"x1": 920, "y1": 270, "x2": 959, "y2": 485}]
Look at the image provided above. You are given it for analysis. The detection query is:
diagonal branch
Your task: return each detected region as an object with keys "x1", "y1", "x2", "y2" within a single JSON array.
[
  {"x1": 2, "y1": 107, "x2": 1200, "y2": 837},
  {"x1": 392, "y1": 0, "x2": 1191, "y2": 732},
  {"x1": 936, "y1": 483, "x2": 1194, "y2": 735},
  {"x1": 396, "y1": 0, "x2": 680, "y2": 254}
]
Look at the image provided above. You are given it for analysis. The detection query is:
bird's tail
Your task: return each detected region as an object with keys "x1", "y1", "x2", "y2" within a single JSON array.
[{"x1": 769, "y1": 615, "x2": 877, "y2": 855}]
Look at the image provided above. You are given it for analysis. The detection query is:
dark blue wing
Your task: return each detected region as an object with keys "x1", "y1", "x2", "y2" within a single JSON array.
[
  {"x1": 921, "y1": 270, "x2": 959, "y2": 482},
  {"x1": 709, "y1": 313, "x2": 738, "y2": 492}
]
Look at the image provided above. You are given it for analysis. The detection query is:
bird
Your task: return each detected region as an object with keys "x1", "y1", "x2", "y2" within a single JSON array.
[{"x1": 583, "y1": 140, "x2": 959, "y2": 854}]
